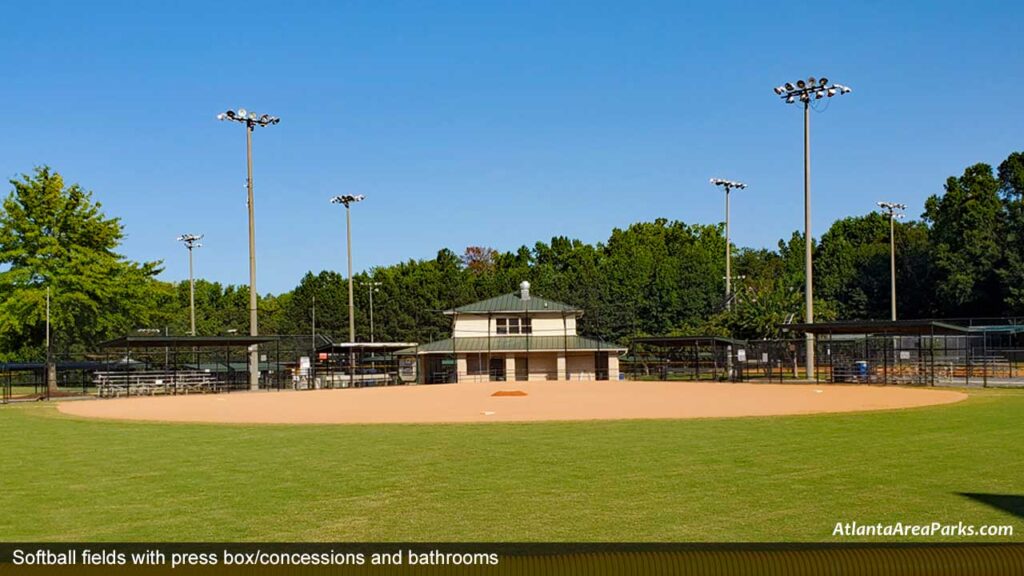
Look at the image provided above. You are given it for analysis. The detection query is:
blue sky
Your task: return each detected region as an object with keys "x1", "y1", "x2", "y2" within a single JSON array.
[{"x1": 2, "y1": 1, "x2": 1021, "y2": 294}]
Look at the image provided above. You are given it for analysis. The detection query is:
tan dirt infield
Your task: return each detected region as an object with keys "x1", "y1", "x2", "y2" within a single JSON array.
[{"x1": 57, "y1": 380, "x2": 967, "y2": 424}]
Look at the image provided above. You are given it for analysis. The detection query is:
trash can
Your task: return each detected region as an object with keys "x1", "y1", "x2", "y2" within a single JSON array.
[{"x1": 855, "y1": 361, "x2": 869, "y2": 381}]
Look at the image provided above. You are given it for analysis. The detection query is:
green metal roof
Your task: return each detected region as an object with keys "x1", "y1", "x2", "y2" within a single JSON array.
[
  {"x1": 396, "y1": 335, "x2": 626, "y2": 355},
  {"x1": 447, "y1": 293, "x2": 581, "y2": 314}
]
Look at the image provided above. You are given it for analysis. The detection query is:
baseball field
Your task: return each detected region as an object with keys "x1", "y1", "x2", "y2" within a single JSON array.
[{"x1": 1, "y1": 384, "x2": 1021, "y2": 542}]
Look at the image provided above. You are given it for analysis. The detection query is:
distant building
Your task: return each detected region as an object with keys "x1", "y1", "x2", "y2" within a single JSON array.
[{"x1": 397, "y1": 282, "x2": 626, "y2": 383}]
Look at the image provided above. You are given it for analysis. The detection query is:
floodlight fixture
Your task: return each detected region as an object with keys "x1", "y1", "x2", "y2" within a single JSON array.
[
  {"x1": 709, "y1": 178, "x2": 747, "y2": 190},
  {"x1": 775, "y1": 76, "x2": 852, "y2": 104},
  {"x1": 330, "y1": 194, "x2": 366, "y2": 207},
  {"x1": 217, "y1": 108, "x2": 279, "y2": 127}
]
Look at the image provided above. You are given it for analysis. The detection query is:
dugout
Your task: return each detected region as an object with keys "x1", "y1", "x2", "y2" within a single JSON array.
[
  {"x1": 783, "y1": 320, "x2": 980, "y2": 386},
  {"x1": 95, "y1": 335, "x2": 285, "y2": 396},
  {"x1": 626, "y1": 336, "x2": 749, "y2": 382},
  {"x1": 0, "y1": 360, "x2": 111, "y2": 402},
  {"x1": 311, "y1": 342, "x2": 418, "y2": 388}
]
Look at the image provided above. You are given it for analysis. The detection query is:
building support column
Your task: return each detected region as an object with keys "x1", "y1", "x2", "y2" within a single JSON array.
[{"x1": 557, "y1": 353, "x2": 567, "y2": 381}]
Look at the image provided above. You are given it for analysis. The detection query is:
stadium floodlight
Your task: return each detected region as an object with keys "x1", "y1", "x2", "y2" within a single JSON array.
[
  {"x1": 709, "y1": 179, "x2": 748, "y2": 312},
  {"x1": 773, "y1": 75, "x2": 853, "y2": 380},
  {"x1": 177, "y1": 234, "x2": 204, "y2": 336},
  {"x1": 878, "y1": 202, "x2": 907, "y2": 321},
  {"x1": 217, "y1": 107, "x2": 280, "y2": 390},
  {"x1": 330, "y1": 194, "x2": 366, "y2": 207},
  {"x1": 330, "y1": 194, "x2": 367, "y2": 348}
]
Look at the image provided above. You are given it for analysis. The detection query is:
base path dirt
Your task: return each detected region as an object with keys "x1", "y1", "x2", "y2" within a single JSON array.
[{"x1": 56, "y1": 380, "x2": 967, "y2": 425}]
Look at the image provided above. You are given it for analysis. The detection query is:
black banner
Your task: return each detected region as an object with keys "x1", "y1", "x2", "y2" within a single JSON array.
[{"x1": 2, "y1": 543, "x2": 1024, "y2": 575}]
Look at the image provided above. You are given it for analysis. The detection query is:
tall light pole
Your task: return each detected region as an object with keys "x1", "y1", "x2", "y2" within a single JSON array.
[
  {"x1": 330, "y1": 194, "x2": 366, "y2": 343},
  {"x1": 710, "y1": 178, "x2": 747, "y2": 310},
  {"x1": 177, "y1": 234, "x2": 203, "y2": 336},
  {"x1": 217, "y1": 108, "x2": 280, "y2": 390},
  {"x1": 362, "y1": 281, "x2": 382, "y2": 342},
  {"x1": 773, "y1": 76, "x2": 852, "y2": 379},
  {"x1": 878, "y1": 202, "x2": 906, "y2": 321}
]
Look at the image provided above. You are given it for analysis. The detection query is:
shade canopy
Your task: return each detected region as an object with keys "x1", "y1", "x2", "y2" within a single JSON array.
[{"x1": 98, "y1": 335, "x2": 279, "y2": 349}]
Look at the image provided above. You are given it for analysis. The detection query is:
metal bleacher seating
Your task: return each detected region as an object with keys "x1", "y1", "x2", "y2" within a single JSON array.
[{"x1": 93, "y1": 370, "x2": 219, "y2": 398}]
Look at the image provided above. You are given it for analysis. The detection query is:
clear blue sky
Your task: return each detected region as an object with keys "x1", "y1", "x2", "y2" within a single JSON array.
[{"x1": 2, "y1": 0, "x2": 1021, "y2": 294}]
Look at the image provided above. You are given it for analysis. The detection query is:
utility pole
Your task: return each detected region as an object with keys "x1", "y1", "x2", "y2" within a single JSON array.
[
  {"x1": 774, "y1": 76, "x2": 852, "y2": 380},
  {"x1": 878, "y1": 201, "x2": 906, "y2": 321},
  {"x1": 177, "y1": 234, "x2": 203, "y2": 336},
  {"x1": 217, "y1": 108, "x2": 280, "y2": 390}
]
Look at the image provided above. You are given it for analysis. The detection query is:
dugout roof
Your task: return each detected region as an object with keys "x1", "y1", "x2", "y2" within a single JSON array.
[
  {"x1": 632, "y1": 336, "x2": 747, "y2": 348},
  {"x1": 315, "y1": 342, "x2": 418, "y2": 354},
  {"x1": 782, "y1": 320, "x2": 968, "y2": 336},
  {"x1": 98, "y1": 335, "x2": 280, "y2": 349}
]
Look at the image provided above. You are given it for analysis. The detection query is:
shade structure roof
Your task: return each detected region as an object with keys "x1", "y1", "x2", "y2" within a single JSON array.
[
  {"x1": 632, "y1": 336, "x2": 747, "y2": 348},
  {"x1": 782, "y1": 320, "x2": 968, "y2": 336},
  {"x1": 447, "y1": 293, "x2": 581, "y2": 315},
  {"x1": 396, "y1": 335, "x2": 626, "y2": 355},
  {"x1": 98, "y1": 335, "x2": 279, "y2": 349},
  {"x1": 315, "y1": 342, "x2": 418, "y2": 354}
]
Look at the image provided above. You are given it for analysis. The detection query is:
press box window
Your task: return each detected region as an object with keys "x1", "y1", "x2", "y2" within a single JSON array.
[{"x1": 496, "y1": 317, "x2": 532, "y2": 335}]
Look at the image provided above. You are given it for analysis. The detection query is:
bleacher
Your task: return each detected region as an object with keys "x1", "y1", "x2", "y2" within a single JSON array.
[{"x1": 93, "y1": 370, "x2": 219, "y2": 398}]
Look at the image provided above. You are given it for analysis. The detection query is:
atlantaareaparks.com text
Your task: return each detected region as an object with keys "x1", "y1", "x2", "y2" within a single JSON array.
[{"x1": 833, "y1": 521, "x2": 1014, "y2": 537}]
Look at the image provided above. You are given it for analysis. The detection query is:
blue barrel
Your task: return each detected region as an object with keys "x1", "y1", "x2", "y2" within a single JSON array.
[{"x1": 855, "y1": 361, "x2": 868, "y2": 379}]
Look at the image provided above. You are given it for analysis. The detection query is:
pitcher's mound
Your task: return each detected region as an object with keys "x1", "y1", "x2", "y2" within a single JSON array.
[{"x1": 492, "y1": 390, "x2": 527, "y2": 397}]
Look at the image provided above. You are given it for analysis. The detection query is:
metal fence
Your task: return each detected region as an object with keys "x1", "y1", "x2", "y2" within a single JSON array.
[{"x1": 622, "y1": 333, "x2": 1024, "y2": 387}]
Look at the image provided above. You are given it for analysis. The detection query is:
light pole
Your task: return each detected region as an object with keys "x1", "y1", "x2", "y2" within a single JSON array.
[
  {"x1": 773, "y1": 76, "x2": 852, "y2": 380},
  {"x1": 709, "y1": 178, "x2": 747, "y2": 311},
  {"x1": 330, "y1": 194, "x2": 366, "y2": 343},
  {"x1": 363, "y1": 281, "x2": 382, "y2": 342},
  {"x1": 877, "y1": 202, "x2": 906, "y2": 321},
  {"x1": 331, "y1": 194, "x2": 365, "y2": 388},
  {"x1": 217, "y1": 108, "x2": 280, "y2": 390},
  {"x1": 177, "y1": 234, "x2": 203, "y2": 336}
]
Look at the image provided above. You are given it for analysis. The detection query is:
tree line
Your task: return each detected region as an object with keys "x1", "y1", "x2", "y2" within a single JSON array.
[{"x1": 1, "y1": 152, "x2": 1022, "y2": 361}]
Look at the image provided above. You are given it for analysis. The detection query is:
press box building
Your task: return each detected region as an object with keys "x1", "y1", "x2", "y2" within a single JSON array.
[{"x1": 397, "y1": 282, "x2": 626, "y2": 384}]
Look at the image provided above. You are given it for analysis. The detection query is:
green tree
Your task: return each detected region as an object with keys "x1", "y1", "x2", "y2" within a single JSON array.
[
  {"x1": 0, "y1": 167, "x2": 164, "y2": 366},
  {"x1": 923, "y1": 163, "x2": 1005, "y2": 316},
  {"x1": 997, "y1": 152, "x2": 1024, "y2": 313}
]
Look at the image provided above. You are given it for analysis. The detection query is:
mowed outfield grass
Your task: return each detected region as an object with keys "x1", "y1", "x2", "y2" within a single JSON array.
[{"x1": 0, "y1": 389, "x2": 1021, "y2": 542}]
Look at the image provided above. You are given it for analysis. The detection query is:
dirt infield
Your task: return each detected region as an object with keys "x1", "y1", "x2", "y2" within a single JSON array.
[{"x1": 56, "y1": 380, "x2": 967, "y2": 424}]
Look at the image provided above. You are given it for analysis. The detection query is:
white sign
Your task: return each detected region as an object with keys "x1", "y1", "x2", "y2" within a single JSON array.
[
  {"x1": 737, "y1": 349, "x2": 747, "y2": 362},
  {"x1": 761, "y1": 352, "x2": 769, "y2": 363},
  {"x1": 399, "y1": 357, "x2": 417, "y2": 382},
  {"x1": 299, "y1": 356, "x2": 310, "y2": 376},
  {"x1": 899, "y1": 351, "x2": 911, "y2": 360}
]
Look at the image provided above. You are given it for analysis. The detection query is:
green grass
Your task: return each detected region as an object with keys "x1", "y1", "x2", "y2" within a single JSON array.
[{"x1": 1, "y1": 389, "x2": 1022, "y2": 542}]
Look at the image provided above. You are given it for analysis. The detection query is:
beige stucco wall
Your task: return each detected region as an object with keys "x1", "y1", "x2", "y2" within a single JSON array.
[
  {"x1": 451, "y1": 313, "x2": 578, "y2": 337},
  {"x1": 452, "y1": 316, "x2": 490, "y2": 337},
  {"x1": 566, "y1": 353, "x2": 596, "y2": 380},
  {"x1": 528, "y1": 353, "x2": 558, "y2": 381},
  {"x1": 446, "y1": 350, "x2": 621, "y2": 383},
  {"x1": 608, "y1": 355, "x2": 620, "y2": 381}
]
